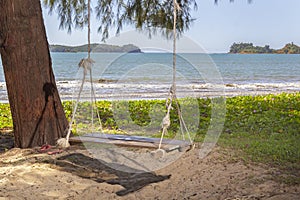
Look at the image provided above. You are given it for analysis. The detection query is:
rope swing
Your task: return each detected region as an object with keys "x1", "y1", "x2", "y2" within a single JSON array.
[{"x1": 57, "y1": 0, "x2": 193, "y2": 152}]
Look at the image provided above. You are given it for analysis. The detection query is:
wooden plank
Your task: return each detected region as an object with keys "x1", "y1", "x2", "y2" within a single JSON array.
[
  {"x1": 84, "y1": 133, "x2": 158, "y2": 143},
  {"x1": 69, "y1": 133, "x2": 192, "y2": 151},
  {"x1": 69, "y1": 136, "x2": 158, "y2": 149},
  {"x1": 82, "y1": 133, "x2": 190, "y2": 146}
]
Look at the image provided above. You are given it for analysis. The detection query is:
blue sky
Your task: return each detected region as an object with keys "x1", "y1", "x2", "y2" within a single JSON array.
[{"x1": 42, "y1": 0, "x2": 300, "y2": 53}]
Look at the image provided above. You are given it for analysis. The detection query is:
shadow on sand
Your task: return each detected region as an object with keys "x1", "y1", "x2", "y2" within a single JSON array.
[
  {"x1": 44, "y1": 152, "x2": 171, "y2": 196},
  {"x1": 0, "y1": 132, "x2": 170, "y2": 196}
]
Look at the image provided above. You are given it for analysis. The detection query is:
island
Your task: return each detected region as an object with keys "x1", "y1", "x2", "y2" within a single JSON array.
[
  {"x1": 229, "y1": 42, "x2": 300, "y2": 54},
  {"x1": 49, "y1": 43, "x2": 142, "y2": 53}
]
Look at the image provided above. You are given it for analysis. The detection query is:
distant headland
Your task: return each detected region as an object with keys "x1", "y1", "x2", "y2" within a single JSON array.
[
  {"x1": 49, "y1": 43, "x2": 142, "y2": 53},
  {"x1": 229, "y1": 42, "x2": 300, "y2": 54}
]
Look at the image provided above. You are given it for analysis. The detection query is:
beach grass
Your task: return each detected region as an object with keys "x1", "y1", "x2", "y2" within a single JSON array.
[
  {"x1": 219, "y1": 93, "x2": 300, "y2": 166},
  {"x1": 0, "y1": 92, "x2": 299, "y2": 169}
]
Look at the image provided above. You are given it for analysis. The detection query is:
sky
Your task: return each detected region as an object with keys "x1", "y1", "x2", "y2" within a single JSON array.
[{"x1": 42, "y1": 0, "x2": 300, "y2": 53}]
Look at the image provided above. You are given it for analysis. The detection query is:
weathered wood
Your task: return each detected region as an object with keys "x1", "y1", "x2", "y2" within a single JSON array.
[
  {"x1": 69, "y1": 134, "x2": 192, "y2": 151},
  {"x1": 0, "y1": 0, "x2": 69, "y2": 147},
  {"x1": 70, "y1": 136, "x2": 158, "y2": 149},
  {"x1": 83, "y1": 133, "x2": 191, "y2": 146}
]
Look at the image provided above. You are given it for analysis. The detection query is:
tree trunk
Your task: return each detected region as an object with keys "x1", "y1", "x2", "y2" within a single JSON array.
[{"x1": 0, "y1": 0, "x2": 69, "y2": 148}]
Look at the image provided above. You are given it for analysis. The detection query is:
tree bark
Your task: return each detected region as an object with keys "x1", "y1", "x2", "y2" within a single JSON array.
[{"x1": 0, "y1": 0, "x2": 68, "y2": 148}]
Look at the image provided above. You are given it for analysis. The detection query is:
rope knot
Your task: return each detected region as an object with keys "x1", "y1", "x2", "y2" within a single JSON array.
[
  {"x1": 162, "y1": 113, "x2": 171, "y2": 129},
  {"x1": 174, "y1": 0, "x2": 181, "y2": 12},
  {"x1": 78, "y1": 58, "x2": 95, "y2": 75}
]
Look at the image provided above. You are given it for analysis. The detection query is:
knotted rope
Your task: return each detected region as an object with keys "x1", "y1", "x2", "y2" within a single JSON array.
[
  {"x1": 156, "y1": 0, "x2": 193, "y2": 152},
  {"x1": 57, "y1": 0, "x2": 102, "y2": 148}
]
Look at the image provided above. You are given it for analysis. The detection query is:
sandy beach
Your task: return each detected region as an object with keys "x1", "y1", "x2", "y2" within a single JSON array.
[{"x1": 0, "y1": 131, "x2": 299, "y2": 200}]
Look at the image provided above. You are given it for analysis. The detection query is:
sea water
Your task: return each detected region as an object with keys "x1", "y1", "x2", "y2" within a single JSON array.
[{"x1": 0, "y1": 53, "x2": 299, "y2": 101}]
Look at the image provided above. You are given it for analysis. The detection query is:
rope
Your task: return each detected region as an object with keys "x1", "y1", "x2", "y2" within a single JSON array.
[
  {"x1": 87, "y1": 0, "x2": 91, "y2": 59},
  {"x1": 157, "y1": 0, "x2": 193, "y2": 151},
  {"x1": 86, "y1": 0, "x2": 103, "y2": 132},
  {"x1": 65, "y1": 58, "x2": 93, "y2": 142},
  {"x1": 58, "y1": 0, "x2": 103, "y2": 147},
  {"x1": 158, "y1": 88, "x2": 173, "y2": 149},
  {"x1": 172, "y1": 0, "x2": 180, "y2": 95}
]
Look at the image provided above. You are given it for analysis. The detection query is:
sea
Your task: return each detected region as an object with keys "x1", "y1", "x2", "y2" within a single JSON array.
[{"x1": 0, "y1": 53, "x2": 299, "y2": 101}]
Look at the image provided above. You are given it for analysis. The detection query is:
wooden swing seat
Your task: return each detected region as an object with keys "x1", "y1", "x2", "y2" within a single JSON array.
[{"x1": 69, "y1": 133, "x2": 192, "y2": 152}]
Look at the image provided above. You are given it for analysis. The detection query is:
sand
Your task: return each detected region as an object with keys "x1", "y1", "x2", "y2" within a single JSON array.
[{"x1": 0, "y1": 132, "x2": 299, "y2": 200}]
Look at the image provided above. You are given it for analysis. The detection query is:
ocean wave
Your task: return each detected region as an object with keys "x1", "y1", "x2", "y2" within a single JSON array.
[
  {"x1": 0, "y1": 81, "x2": 299, "y2": 103},
  {"x1": 56, "y1": 81, "x2": 300, "y2": 100}
]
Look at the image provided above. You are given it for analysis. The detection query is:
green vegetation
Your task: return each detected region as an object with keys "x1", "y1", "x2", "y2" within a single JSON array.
[
  {"x1": 276, "y1": 43, "x2": 300, "y2": 54},
  {"x1": 220, "y1": 93, "x2": 300, "y2": 164},
  {"x1": 0, "y1": 104, "x2": 12, "y2": 129},
  {"x1": 229, "y1": 42, "x2": 300, "y2": 54},
  {"x1": 1, "y1": 93, "x2": 299, "y2": 167},
  {"x1": 50, "y1": 43, "x2": 142, "y2": 53}
]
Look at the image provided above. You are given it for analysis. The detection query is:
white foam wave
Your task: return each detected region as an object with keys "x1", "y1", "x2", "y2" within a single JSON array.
[
  {"x1": 0, "y1": 81, "x2": 299, "y2": 102},
  {"x1": 56, "y1": 81, "x2": 300, "y2": 100}
]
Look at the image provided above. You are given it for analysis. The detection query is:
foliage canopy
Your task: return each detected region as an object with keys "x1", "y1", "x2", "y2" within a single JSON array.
[{"x1": 43, "y1": 0, "x2": 197, "y2": 41}]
